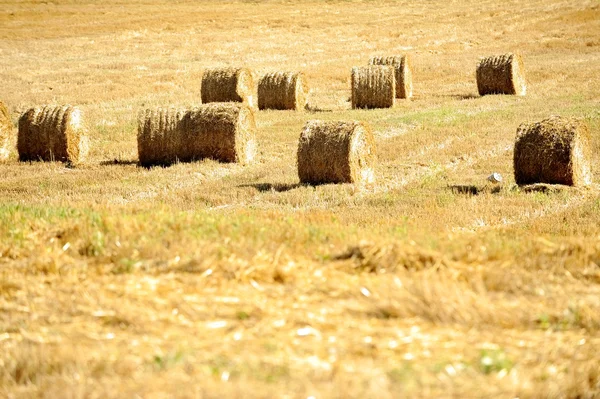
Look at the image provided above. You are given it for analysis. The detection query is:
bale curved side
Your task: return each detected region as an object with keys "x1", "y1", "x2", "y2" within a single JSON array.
[
  {"x1": 369, "y1": 55, "x2": 413, "y2": 99},
  {"x1": 137, "y1": 107, "x2": 189, "y2": 167},
  {"x1": 0, "y1": 100, "x2": 12, "y2": 161},
  {"x1": 351, "y1": 66, "x2": 395, "y2": 109},
  {"x1": 476, "y1": 53, "x2": 526, "y2": 96},
  {"x1": 514, "y1": 116, "x2": 591, "y2": 186},
  {"x1": 258, "y1": 71, "x2": 307, "y2": 111},
  {"x1": 18, "y1": 105, "x2": 88, "y2": 163},
  {"x1": 297, "y1": 120, "x2": 376, "y2": 185},
  {"x1": 201, "y1": 68, "x2": 256, "y2": 109}
]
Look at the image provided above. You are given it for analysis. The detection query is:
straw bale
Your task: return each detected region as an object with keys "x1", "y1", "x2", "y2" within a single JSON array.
[
  {"x1": 257, "y1": 71, "x2": 307, "y2": 111},
  {"x1": 17, "y1": 105, "x2": 89, "y2": 163},
  {"x1": 369, "y1": 55, "x2": 413, "y2": 99},
  {"x1": 0, "y1": 100, "x2": 12, "y2": 161},
  {"x1": 476, "y1": 53, "x2": 526, "y2": 96},
  {"x1": 514, "y1": 116, "x2": 592, "y2": 186},
  {"x1": 297, "y1": 120, "x2": 376, "y2": 185},
  {"x1": 201, "y1": 68, "x2": 256, "y2": 109},
  {"x1": 351, "y1": 66, "x2": 395, "y2": 109},
  {"x1": 137, "y1": 103, "x2": 256, "y2": 167}
]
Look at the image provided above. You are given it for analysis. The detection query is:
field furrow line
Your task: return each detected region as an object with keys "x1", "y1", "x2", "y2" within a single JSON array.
[
  {"x1": 469, "y1": 186, "x2": 600, "y2": 232},
  {"x1": 371, "y1": 141, "x2": 513, "y2": 194}
]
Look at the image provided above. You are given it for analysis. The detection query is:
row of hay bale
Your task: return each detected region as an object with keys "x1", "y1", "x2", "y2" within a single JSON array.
[
  {"x1": 201, "y1": 68, "x2": 307, "y2": 111},
  {"x1": 299, "y1": 115, "x2": 592, "y2": 187},
  {"x1": 1, "y1": 98, "x2": 591, "y2": 187},
  {"x1": 188, "y1": 52, "x2": 525, "y2": 113},
  {"x1": 351, "y1": 52, "x2": 526, "y2": 109}
]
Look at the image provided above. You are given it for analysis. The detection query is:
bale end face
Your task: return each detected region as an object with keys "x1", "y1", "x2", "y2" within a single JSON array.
[
  {"x1": 297, "y1": 120, "x2": 376, "y2": 185},
  {"x1": 476, "y1": 53, "x2": 526, "y2": 96},
  {"x1": 514, "y1": 116, "x2": 592, "y2": 186},
  {"x1": 351, "y1": 66, "x2": 395, "y2": 109}
]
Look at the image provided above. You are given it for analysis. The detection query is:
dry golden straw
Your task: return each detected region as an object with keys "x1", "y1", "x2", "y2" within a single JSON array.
[
  {"x1": 257, "y1": 71, "x2": 307, "y2": 111},
  {"x1": 201, "y1": 68, "x2": 256, "y2": 109},
  {"x1": 0, "y1": 100, "x2": 12, "y2": 161},
  {"x1": 138, "y1": 103, "x2": 256, "y2": 167},
  {"x1": 514, "y1": 115, "x2": 592, "y2": 186},
  {"x1": 476, "y1": 53, "x2": 526, "y2": 96},
  {"x1": 17, "y1": 105, "x2": 89, "y2": 163},
  {"x1": 351, "y1": 66, "x2": 395, "y2": 109},
  {"x1": 369, "y1": 55, "x2": 413, "y2": 99},
  {"x1": 297, "y1": 120, "x2": 376, "y2": 185}
]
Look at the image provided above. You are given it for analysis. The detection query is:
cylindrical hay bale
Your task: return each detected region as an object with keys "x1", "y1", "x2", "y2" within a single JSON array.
[
  {"x1": 351, "y1": 66, "x2": 395, "y2": 109},
  {"x1": 476, "y1": 53, "x2": 526, "y2": 96},
  {"x1": 0, "y1": 100, "x2": 12, "y2": 161},
  {"x1": 257, "y1": 71, "x2": 307, "y2": 111},
  {"x1": 201, "y1": 68, "x2": 256, "y2": 109},
  {"x1": 369, "y1": 55, "x2": 413, "y2": 99},
  {"x1": 137, "y1": 103, "x2": 256, "y2": 167},
  {"x1": 137, "y1": 107, "x2": 190, "y2": 167},
  {"x1": 514, "y1": 116, "x2": 592, "y2": 186},
  {"x1": 17, "y1": 105, "x2": 89, "y2": 163},
  {"x1": 297, "y1": 120, "x2": 376, "y2": 185}
]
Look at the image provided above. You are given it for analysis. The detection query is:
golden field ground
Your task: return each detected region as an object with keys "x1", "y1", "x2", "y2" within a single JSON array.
[{"x1": 1, "y1": 0, "x2": 600, "y2": 397}]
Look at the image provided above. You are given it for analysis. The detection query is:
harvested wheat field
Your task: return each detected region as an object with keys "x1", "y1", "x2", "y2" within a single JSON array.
[{"x1": 1, "y1": 1, "x2": 599, "y2": 398}]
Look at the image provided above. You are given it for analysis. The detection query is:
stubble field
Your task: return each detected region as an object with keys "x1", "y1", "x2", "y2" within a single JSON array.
[{"x1": 1, "y1": 0, "x2": 600, "y2": 397}]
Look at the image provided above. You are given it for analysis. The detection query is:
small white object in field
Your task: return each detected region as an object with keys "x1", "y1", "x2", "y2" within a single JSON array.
[{"x1": 487, "y1": 172, "x2": 503, "y2": 184}]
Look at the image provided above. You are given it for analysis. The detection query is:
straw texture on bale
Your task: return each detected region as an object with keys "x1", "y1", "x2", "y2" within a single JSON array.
[
  {"x1": 257, "y1": 71, "x2": 307, "y2": 111},
  {"x1": 297, "y1": 120, "x2": 375, "y2": 185},
  {"x1": 17, "y1": 105, "x2": 89, "y2": 163},
  {"x1": 476, "y1": 53, "x2": 526, "y2": 96},
  {"x1": 201, "y1": 68, "x2": 256, "y2": 109},
  {"x1": 351, "y1": 66, "x2": 395, "y2": 109},
  {"x1": 137, "y1": 103, "x2": 256, "y2": 167},
  {"x1": 514, "y1": 116, "x2": 592, "y2": 186},
  {"x1": 0, "y1": 100, "x2": 12, "y2": 161},
  {"x1": 369, "y1": 55, "x2": 413, "y2": 99}
]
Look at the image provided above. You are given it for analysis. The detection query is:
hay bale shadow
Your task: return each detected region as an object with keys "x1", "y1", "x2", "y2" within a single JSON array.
[
  {"x1": 305, "y1": 102, "x2": 333, "y2": 113},
  {"x1": 448, "y1": 184, "x2": 502, "y2": 195},
  {"x1": 436, "y1": 93, "x2": 480, "y2": 100},
  {"x1": 100, "y1": 159, "x2": 139, "y2": 166},
  {"x1": 239, "y1": 182, "x2": 302, "y2": 193},
  {"x1": 518, "y1": 183, "x2": 570, "y2": 194}
]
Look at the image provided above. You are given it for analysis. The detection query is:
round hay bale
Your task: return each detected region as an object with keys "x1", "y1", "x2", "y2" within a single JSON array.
[
  {"x1": 369, "y1": 55, "x2": 413, "y2": 99},
  {"x1": 201, "y1": 68, "x2": 256, "y2": 109},
  {"x1": 0, "y1": 100, "x2": 12, "y2": 161},
  {"x1": 476, "y1": 53, "x2": 526, "y2": 96},
  {"x1": 297, "y1": 120, "x2": 376, "y2": 185},
  {"x1": 17, "y1": 105, "x2": 89, "y2": 164},
  {"x1": 137, "y1": 103, "x2": 256, "y2": 167},
  {"x1": 351, "y1": 66, "x2": 395, "y2": 109},
  {"x1": 137, "y1": 107, "x2": 190, "y2": 167},
  {"x1": 257, "y1": 71, "x2": 307, "y2": 111},
  {"x1": 514, "y1": 116, "x2": 592, "y2": 186}
]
